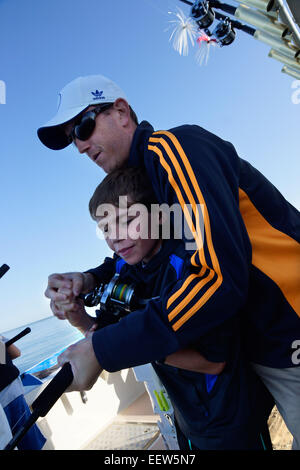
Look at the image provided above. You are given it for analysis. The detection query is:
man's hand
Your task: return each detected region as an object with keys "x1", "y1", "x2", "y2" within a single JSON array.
[{"x1": 57, "y1": 335, "x2": 102, "y2": 392}]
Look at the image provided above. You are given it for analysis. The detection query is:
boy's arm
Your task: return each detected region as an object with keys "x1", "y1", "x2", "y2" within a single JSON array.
[
  {"x1": 51, "y1": 296, "x2": 96, "y2": 336},
  {"x1": 164, "y1": 348, "x2": 226, "y2": 375},
  {"x1": 45, "y1": 272, "x2": 97, "y2": 305},
  {"x1": 45, "y1": 257, "x2": 115, "y2": 309},
  {"x1": 46, "y1": 257, "x2": 116, "y2": 333}
]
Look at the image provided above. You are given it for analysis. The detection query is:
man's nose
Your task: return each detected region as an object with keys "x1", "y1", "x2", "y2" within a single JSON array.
[{"x1": 75, "y1": 137, "x2": 91, "y2": 155}]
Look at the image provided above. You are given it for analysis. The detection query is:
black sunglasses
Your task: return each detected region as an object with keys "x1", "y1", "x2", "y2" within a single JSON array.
[{"x1": 68, "y1": 103, "x2": 113, "y2": 143}]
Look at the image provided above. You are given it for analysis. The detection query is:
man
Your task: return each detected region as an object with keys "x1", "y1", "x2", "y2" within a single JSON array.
[{"x1": 38, "y1": 74, "x2": 300, "y2": 448}]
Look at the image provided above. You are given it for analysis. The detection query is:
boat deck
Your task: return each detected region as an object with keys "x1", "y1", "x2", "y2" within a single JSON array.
[
  {"x1": 24, "y1": 367, "x2": 293, "y2": 451},
  {"x1": 82, "y1": 394, "x2": 293, "y2": 451},
  {"x1": 81, "y1": 398, "x2": 294, "y2": 451},
  {"x1": 82, "y1": 391, "x2": 166, "y2": 450}
]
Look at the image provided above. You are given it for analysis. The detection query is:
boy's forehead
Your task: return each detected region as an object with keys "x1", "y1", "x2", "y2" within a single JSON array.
[
  {"x1": 96, "y1": 203, "x2": 133, "y2": 225},
  {"x1": 96, "y1": 200, "x2": 150, "y2": 226},
  {"x1": 97, "y1": 205, "x2": 126, "y2": 221}
]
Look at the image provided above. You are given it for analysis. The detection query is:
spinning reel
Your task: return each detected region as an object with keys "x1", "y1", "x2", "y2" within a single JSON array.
[{"x1": 81, "y1": 274, "x2": 149, "y2": 321}]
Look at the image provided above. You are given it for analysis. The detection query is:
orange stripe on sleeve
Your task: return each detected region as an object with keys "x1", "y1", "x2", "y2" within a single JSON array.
[
  {"x1": 148, "y1": 131, "x2": 223, "y2": 328},
  {"x1": 151, "y1": 132, "x2": 222, "y2": 281}
]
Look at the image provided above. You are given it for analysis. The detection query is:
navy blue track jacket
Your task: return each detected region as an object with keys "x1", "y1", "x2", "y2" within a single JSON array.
[
  {"x1": 89, "y1": 121, "x2": 300, "y2": 369},
  {"x1": 91, "y1": 239, "x2": 273, "y2": 449}
]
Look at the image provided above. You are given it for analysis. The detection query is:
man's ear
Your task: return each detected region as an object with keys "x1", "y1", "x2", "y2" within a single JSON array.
[{"x1": 113, "y1": 98, "x2": 131, "y2": 126}]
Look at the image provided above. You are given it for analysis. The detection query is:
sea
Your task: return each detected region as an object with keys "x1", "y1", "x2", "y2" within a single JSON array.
[{"x1": 1, "y1": 316, "x2": 84, "y2": 375}]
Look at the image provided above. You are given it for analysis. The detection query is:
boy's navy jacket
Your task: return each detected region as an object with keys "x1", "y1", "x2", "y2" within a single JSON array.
[
  {"x1": 90, "y1": 239, "x2": 273, "y2": 449},
  {"x1": 89, "y1": 121, "x2": 300, "y2": 369}
]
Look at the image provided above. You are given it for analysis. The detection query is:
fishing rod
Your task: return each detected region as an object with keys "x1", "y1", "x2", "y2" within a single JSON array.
[
  {"x1": 0, "y1": 260, "x2": 74, "y2": 450},
  {"x1": 1, "y1": 263, "x2": 31, "y2": 354},
  {"x1": 5, "y1": 327, "x2": 31, "y2": 348},
  {"x1": 0, "y1": 265, "x2": 31, "y2": 347},
  {"x1": 0, "y1": 264, "x2": 10, "y2": 279}
]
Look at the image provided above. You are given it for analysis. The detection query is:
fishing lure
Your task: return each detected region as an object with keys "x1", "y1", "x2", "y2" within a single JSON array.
[
  {"x1": 195, "y1": 30, "x2": 218, "y2": 65},
  {"x1": 168, "y1": 7, "x2": 198, "y2": 56},
  {"x1": 168, "y1": 7, "x2": 219, "y2": 64}
]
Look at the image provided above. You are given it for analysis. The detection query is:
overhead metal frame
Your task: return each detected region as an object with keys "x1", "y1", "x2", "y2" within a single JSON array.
[{"x1": 179, "y1": 0, "x2": 300, "y2": 79}]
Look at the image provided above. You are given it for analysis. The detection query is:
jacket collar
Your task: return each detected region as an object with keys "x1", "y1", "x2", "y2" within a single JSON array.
[
  {"x1": 127, "y1": 121, "x2": 154, "y2": 167},
  {"x1": 133, "y1": 238, "x2": 183, "y2": 274}
]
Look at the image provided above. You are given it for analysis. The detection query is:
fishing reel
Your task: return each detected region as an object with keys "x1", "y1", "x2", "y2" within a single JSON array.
[
  {"x1": 213, "y1": 18, "x2": 236, "y2": 46},
  {"x1": 81, "y1": 274, "x2": 145, "y2": 320},
  {"x1": 190, "y1": 1, "x2": 215, "y2": 30}
]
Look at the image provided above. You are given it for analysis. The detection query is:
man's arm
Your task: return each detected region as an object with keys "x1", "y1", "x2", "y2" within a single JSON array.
[
  {"x1": 56, "y1": 315, "x2": 226, "y2": 392},
  {"x1": 87, "y1": 129, "x2": 249, "y2": 376},
  {"x1": 142, "y1": 127, "x2": 250, "y2": 339}
]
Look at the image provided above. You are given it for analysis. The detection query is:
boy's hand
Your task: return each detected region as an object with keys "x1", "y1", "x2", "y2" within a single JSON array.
[
  {"x1": 45, "y1": 272, "x2": 97, "y2": 334},
  {"x1": 45, "y1": 272, "x2": 96, "y2": 302},
  {"x1": 51, "y1": 296, "x2": 95, "y2": 334},
  {"x1": 57, "y1": 336, "x2": 102, "y2": 392}
]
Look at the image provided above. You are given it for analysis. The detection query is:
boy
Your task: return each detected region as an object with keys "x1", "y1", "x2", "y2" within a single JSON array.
[{"x1": 55, "y1": 167, "x2": 273, "y2": 450}]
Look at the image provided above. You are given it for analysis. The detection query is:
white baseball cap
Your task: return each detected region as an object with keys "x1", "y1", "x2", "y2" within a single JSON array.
[{"x1": 37, "y1": 74, "x2": 128, "y2": 150}]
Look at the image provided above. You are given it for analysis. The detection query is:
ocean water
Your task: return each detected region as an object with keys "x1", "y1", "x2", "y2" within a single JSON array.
[{"x1": 1, "y1": 316, "x2": 84, "y2": 374}]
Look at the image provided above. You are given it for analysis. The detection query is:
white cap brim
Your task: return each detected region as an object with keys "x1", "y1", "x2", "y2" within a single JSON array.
[
  {"x1": 37, "y1": 104, "x2": 88, "y2": 150},
  {"x1": 37, "y1": 74, "x2": 128, "y2": 150}
]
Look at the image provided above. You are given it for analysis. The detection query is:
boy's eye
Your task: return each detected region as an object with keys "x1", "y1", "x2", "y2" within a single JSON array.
[
  {"x1": 98, "y1": 222, "x2": 109, "y2": 234},
  {"x1": 118, "y1": 217, "x2": 135, "y2": 228}
]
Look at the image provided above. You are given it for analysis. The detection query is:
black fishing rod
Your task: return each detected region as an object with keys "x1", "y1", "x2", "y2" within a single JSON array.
[
  {"x1": 5, "y1": 327, "x2": 31, "y2": 348},
  {"x1": 0, "y1": 260, "x2": 74, "y2": 450},
  {"x1": 0, "y1": 264, "x2": 10, "y2": 279},
  {"x1": 4, "y1": 362, "x2": 74, "y2": 450},
  {"x1": 0, "y1": 264, "x2": 31, "y2": 348}
]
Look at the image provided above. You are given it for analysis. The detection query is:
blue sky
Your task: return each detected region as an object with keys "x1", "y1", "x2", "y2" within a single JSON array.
[{"x1": 0, "y1": 0, "x2": 299, "y2": 332}]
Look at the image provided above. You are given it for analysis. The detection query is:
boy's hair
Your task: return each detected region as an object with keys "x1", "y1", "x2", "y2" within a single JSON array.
[{"x1": 89, "y1": 167, "x2": 158, "y2": 221}]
